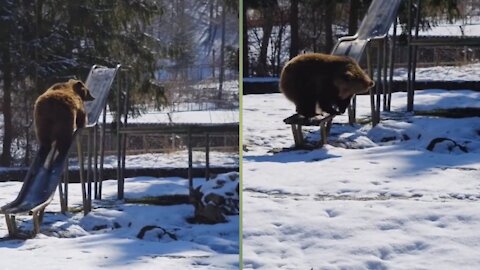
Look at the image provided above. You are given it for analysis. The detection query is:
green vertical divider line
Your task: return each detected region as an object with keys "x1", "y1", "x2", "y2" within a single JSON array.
[{"x1": 238, "y1": 0, "x2": 243, "y2": 269}]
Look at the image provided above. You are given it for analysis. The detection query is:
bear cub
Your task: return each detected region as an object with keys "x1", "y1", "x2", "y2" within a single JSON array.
[
  {"x1": 34, "y1": 79, "x2": 94, "y2": 161},
  {"x1": 280, "y1": 53, "x2": 374, "y2": 118}
]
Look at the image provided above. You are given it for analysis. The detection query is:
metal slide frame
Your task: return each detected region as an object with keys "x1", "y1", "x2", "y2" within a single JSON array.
[
  {"x1": 0, "y1": 64, "x2": 120, "y2": 238},
  {"x1": 332, "y1": 0, "x2": 403, "y2": 126},
  {"x1": 285, "y1": 0, "x2": 403, "y2": 147}
]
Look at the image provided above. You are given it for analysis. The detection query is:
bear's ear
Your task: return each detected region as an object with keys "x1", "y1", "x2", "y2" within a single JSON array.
[
  {"x1": 72, "y1": 81, "x2": 85, "y2": 97},
  {"x1": 343, "y1": 71, "x2": 355, "y2": 81},
  {"x1": 84, "y1": 88, "x2": 95, "y2": 101},
  {"x1": 73, "y1": 81, "x2": 95, "y2": 101}
]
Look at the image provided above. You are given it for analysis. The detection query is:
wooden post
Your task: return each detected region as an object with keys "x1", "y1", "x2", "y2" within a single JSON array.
[
  {"x1": 98, "y1": 115, "x2": 105, "y2": 200},
  {"x1": 375, "y1": 40, "x2": 382, "y2": 126},
  {"x1": 63, "y1": 158, "x2": 69, "y2": 211},
  {"x1": 120, "y1": 69, "x2": 129, "y2": 201},
  {"x1": 382, "y1": 36, "x2": 388, "y2": 111},
  {"x1": 410, "y1": 0, "x2": 421, "y2": 112},
  {"x1": 121, "y1": 134, "x2": 127, "y2": 201},
  {"x1": 388, "y1": 18, "x2": 398, "y2": 111},
  {"x1": 348, "y1": 96, "x2": 356, "y2": 125},
  {"x1": 291, "y1": 125, "x2": 299, "y2": 147},
  {"x1": 5, "y1": 215, "x2": 16, "y2": 237},
  {"x1": 320, "y1": 123, "x2": 328, "y2": 147},
  {"x1": 76, "y1": 135, "x2": 88, "y2": 215},
  {"x1": 58, "y1": 175, "x2": 66, "y2": 214},
  {"x1": 32, "y1": 209, "x2": 45, "y2": 236},
  {"x1": 296, "y1": 125, "x2": 304, "y2": 146},
  {"x1": 290, "y1": 124, "x2": 304, "y2": 147},
  {"x1": 86, "y1": 129, "x2": 92, "y2": 213},
  {"x1": 326, "y1": 119, "x2": 333, "y2": 135},
  {"x1": 407, "y1": 0, "x2": 414, "y2": 112},
  {"x1": 98, "y1": 106, "x2": 107, "y2": 200},
  {"x1": 318, "y1": 115, "x2": 335, "y2": 147},
  {"x1": 32, "y1": 211, "x2": 40, "y2": 236},
  {"x1": 188, "y1": 127, "x2": 193, "y2": 196},
  {"x1": 116, "y1": 71, "x2": 122, "y2": 200},
  {"x1": 367, "y1": 45, "x2": 376, "y2": 125},
  {"x1": 93, "y1": 124, "x2": 98, "y2": 200},
  {"x1": 205, "y1": 133, "x2": 210, "y2": 181}
]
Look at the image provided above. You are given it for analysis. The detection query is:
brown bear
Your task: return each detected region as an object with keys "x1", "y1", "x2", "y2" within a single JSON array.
[
  {"x1": 280, "y1": 53, "x2": 374, "y2": 117},
  {"x1": 34, "y1": 79, "x2": 94, "y2": 163}
]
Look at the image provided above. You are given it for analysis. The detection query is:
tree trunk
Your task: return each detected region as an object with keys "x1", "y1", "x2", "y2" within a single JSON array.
[
  {"x1": 1, "y1": 47, "x2": 13, "y2": 166},
  {"x1": 323, "y1": 0, "x2": 335, "y2": 53},
  {"x1": 218, "y1": 1, "x2": 226, "y2": 99},
  {"x1": 256, "y1": 9, "x2": 274, "y2": 76},
  {"x1": 289, "y1": 0, "x2": 299, "y2": 59},
  {"x1": 243, "y1": 5, "x2": 249, "y2": 77},
  {"x1": 275, "y1": 19, "x2": 284, "y2": 76},
  {"x1": 348, "y1": 0, "x2": 359, "y2": 35}
]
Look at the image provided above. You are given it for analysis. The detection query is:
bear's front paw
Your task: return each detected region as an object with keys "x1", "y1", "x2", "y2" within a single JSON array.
[
  {"x1": 324, "y1": 107, "x2": 341, "y2": 116},
  {"x1": 336, "y1": 108, "x2": 347, "y2": 115},
  {"x1": 76, "y1": 116, "x2": 87, "y2": 128}
]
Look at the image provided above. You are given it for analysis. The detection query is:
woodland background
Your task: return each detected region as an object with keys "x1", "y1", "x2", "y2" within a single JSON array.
[
  {"x1": 0, "y1": 0, "x2": 238, "y2": 166},
  {"x1": 244, "y1": 0, "x2": 480, "y2": 77}
]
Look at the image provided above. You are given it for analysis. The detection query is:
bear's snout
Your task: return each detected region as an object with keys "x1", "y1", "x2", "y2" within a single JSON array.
[
  {"x1": 365, "y1": 80, "x2": 375, "y2": 89},
  {"x1": 85, "y1": 90, "x2": 95, "y2": 101}
]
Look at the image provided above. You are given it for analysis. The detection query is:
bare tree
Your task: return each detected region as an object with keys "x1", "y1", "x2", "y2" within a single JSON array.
[
  {"x1": 0, "y1": 45, "x2": 13, "y2": 166},
  {"x1": 323, "y1": 0, "x2": 335, "y2": 53},
  {"x1": 256, "y1": 6, "x2": 274, "y2": 76},
  {"x1": 243, "y1": 1, "x2": 250, "y2": 76},
  {"x1": 348, "y1": 0, "x2": 360, "y2": 35},
  {"x1": 289, "y1": 0, "x2": 299, "y2": 59},
  {"x1": 218, "y1": 0, "x2": 227, "y2": 99}
]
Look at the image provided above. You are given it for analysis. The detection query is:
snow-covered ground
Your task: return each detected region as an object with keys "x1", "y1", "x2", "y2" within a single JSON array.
[
  {"x1": 106, "y1": 79, "x2": 239, "y2": 124},
  {"x1": 243, "y1": 89, "x2": 480, "y2": 269},
  {"x1": 106, "y1": 109, "x2": 239, "y2": 125},
  {"x1": 99, "y1": 150, "x2": 238, "y2": 169},
  {"x1": 391, "y1": 21, "x2": 480, "y2": 37},
  {"x1": 0, "y1": 173, "x2": 239, "y2": 269},
  {"x1": 393, "y1": 63, "x2": 480, "y2": 82},
  {"x1": 244, "y1": 62, "x2": 480, "y2": 84}
]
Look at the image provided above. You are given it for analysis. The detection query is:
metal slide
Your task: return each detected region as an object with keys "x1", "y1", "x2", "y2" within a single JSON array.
[
  {"x1": 0, "y1": 65, "x2": 119, "y2": 237},
  {"x1": 332, "y1": 0, "x2": 403, "y2": 60}
]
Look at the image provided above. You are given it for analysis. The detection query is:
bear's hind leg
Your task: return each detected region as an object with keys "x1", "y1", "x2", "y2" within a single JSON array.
[
  {"x1": 317, "y1": 98, "x2": 340, "y2": 115},
  {"x1": 296, "y1": 98, "x2": 317, "y2": 118},
  {"x1": 51, "y1": 113, "x2": 75, "y2": 168},
  {"x1": 35, "y1": 121, "x2": 53, "y2": 157},
  {"x1": 337, "y1": 97, "x2": 352, "y2": 114},
  {"x1": 55, "y1": 128, "x2": 74, "y2": 162}
]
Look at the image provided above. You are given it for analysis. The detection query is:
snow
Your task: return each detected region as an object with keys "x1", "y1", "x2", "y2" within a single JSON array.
[
  {"x1": 244, "y1": 63, "x2": 480, "y2": 89},
  {"x1": 105, "y1": 80, "x2": 239, "y2": 124},
  {"x1": 97, "y1": 150, "x2": 238, "y2": 169},
  {"x1": 393, "y1": 63, "x2": 480, "y2": 82},
  {"x1": 243, "y1": 89, "x2": 480, "y2": 269},
  {"x1": 106, "y1": 110, "x2": 238, "y2": 125},
  {"x1": 0, "y1": 174, "x2": 239, "y2": 269},
  {"x1": 391, "y1": 22, "x2": 480, "y2": 37}
]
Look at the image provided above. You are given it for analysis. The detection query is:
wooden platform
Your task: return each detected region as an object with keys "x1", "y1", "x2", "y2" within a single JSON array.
[{"x1": 283, "y1": 114, "x2": 336, "y2": 148}]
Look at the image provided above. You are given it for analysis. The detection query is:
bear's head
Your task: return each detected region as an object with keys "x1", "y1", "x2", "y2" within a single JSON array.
[
  {"x1": 69, "y1": 79, "x2": 95, "y2": 101},
  {"x1": 334, "y1": 60, "x2": 375, "y2": 100}
]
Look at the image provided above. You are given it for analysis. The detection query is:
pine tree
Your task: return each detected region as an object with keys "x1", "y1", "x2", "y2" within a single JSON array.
[{"x1": 0, "y1": 0, "x2": 164, "y2": 165}]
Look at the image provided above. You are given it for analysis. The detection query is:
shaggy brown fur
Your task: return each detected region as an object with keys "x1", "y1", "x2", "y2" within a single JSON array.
[
  {"x1": 34, "y1": 79, "x2": 94, "y2": 158},
  {"x1": 280, "y1": 53, "x2": 374, "y2": 117}
]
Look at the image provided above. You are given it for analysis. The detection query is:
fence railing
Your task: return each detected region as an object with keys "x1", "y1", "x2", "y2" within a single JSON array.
[{"x1": 72, "y1": 124, "x2": 239, "y2": 157}]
